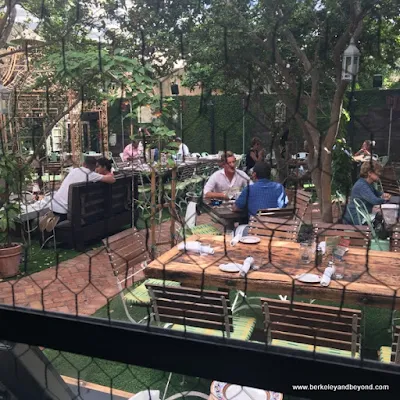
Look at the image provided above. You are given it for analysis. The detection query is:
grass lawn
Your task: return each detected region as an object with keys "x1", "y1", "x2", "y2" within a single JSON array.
[{"x1": 19, "y1": 241, "x2": 80, "y2": 276}]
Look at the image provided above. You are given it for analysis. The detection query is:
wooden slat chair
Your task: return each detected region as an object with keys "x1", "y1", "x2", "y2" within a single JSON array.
[
  {"x1": 379, "y1": 326, "x2": 400, "y2": 364},
  {"x1": 147, "y1": 284, "x2": 256, "y2": 341},
  {"x1": 313, "y1": 222, "x2": 371, "y2": 248},
  {"x1": 391, "y1": 224, "x2": 400, "y2": 252},
  {"x1": 380, "y1": 166, "x2": 400, "y2": 195},
  {"x1": 248, "y1": 216, "x2": 300, "y2": 242},
  {"x1": 291, "y1": 189, "x2": 313, "y2": 221},
  {"x1": 113, "y1": 156, "x2": 129, "y2": 171},
  {"x1": 380, "y1": 177, "x2": 400, "y2": 195},
  {"x1": 256, "y1": 207, "x2": 296, "y2": 219},
  {"x1": 102, "y1": 228, "x2": 180, "y2": 323},
  {"x1": 261, "y1": 298, "x2": 362, "y2": 358}
]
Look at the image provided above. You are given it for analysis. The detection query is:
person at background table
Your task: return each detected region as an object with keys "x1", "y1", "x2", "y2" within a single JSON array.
[
  {"x1": 96, "y1": 157, "x2": 114, "y2": 176},
  {"x1": 176, "y1": 137, "x2": 190, "y2": 157},
  {"x1": 245, "y1": 137, "x2": 266, "y2": 172},
  {"x1": 204, "y1": 151, "x2": 250, "y2": 200},
  {"x1": 354, "y1": 140, "x2": 373, "y2": 157},
  {"x1": 50, "y1": 156, "x2": 116, "y2": 220},
  {"x1": 343, "y1": 161, "x2": 391, "y2": 225},
  {"x1": 122, "y1": 140, "x2": 143, "y2": 162},
  {"x1": 233, "y1": 162, "x2": 288, "y2": 216}
]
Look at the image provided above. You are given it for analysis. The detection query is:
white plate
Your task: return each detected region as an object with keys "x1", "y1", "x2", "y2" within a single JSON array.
[
  {"x1": 295, "y1": 273, "x2": 321, "y2": 283},
  {"x1": 225, "y1": 385, "x2": 267, "y2": 400},
  {"x1": 240, "y1": 236, "x2": 261, "y2": 244},
  {"x1": 219, "y1": 263, "x2": 242, "y2": 273}
]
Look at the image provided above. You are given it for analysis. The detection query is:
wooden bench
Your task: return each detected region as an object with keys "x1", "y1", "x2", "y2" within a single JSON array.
[
  {"x1": 261, "y1": 298, "x2": 361, "y2": 358},
  {"x1": 313, "y1": 222, "x2": 371, "y2": 248},
  {"x1": 55, "y1": 175, "x2": 138, "y2": 251},
  {"x1": 248, "y1": 216, "x2": 300, "y2": 242},
  {"x1": 379, "y1": 325, "x2": 400, "y2": 364},
  {"x1": 146, "y1": 284, "x2": 256, "y2": 341}
]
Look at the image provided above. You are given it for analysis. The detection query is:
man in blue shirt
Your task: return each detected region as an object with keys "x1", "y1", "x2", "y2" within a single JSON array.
[{"x1": 233, "y1": 162, "x2": 288, "y2": 216}]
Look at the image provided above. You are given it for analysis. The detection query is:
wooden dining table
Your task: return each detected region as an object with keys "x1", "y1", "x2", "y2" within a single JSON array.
[
  {"x1": 146, "y1": 234, "x2": 400, "y2": 310},
  {"x1": 201, "y1": 201, "x2": 248, "y2": 230}
]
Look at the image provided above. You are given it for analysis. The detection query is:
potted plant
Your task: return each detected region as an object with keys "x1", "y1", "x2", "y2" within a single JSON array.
[{"x1": 0, "y1": 150, "x2": 32, "y2": 278}]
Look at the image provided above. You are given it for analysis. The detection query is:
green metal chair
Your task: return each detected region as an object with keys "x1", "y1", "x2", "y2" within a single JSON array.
[
  {"x1": 378, "y1": 155, "x2": 389, "y2": 167},
  {"x1": 352, "y1": 198, "x2": 390, "y2": 251}
]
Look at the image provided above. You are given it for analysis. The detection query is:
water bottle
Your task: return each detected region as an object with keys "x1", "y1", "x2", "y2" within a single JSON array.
[{"x1": 241, "y1": 256, "x2": 254, "y2": 276}]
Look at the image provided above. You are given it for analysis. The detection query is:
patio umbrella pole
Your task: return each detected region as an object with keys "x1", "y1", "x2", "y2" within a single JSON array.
[
  {"x1": 388, "y1": 105, "x2": 393, "y2": 160},
  {"x1": 242, "y1": 98, "x2": 245, "y2": 154}
]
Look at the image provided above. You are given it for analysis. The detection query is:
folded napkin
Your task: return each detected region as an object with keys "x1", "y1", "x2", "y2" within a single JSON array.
[
  {"x1": 320, "y1": 266, "x2": 335, "y2": 287},
  {"x1": 177, "y1": 241, "x2": 214, "y2": 255},
  {"x1": 239, "y1": 256, "x2": 254, "y2": 277},
  {"x1": 230, "y1": 224, "x2": 249, "y2": 246}
]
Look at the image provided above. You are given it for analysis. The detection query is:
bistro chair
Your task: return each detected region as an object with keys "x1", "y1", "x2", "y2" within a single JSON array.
[
  {"x1": 313, "y1": 221, "x2": 372, "y2": 249},
  {"x1": 379, "y1": 325, "x2": 400, "y2": 364},
  {"x1": 147, "y1": 283, "x2": 256, "y2": 399},
  {"x1": 261, "y1": 298, "x2": 362, "y2": 358},
  {"x1": 291, "y1": 189, "x2": 313, "y2": 221},
  {"x1": 102, "y1": 228, "x2": 180, "y2": 323},
  {"x1": 352, "y1": 199, "x2": 390, "y2": 251},
  {"x1": 391, "y1": 224, "x2": 400, "y2": 252},
  {"x1": 147, "y1": 283, "x2": 256, "y2": 340},
  {"x1": 256, "y1": 207, "x2": 296, "y2": 219},
  {"x1": 248, "y1": 215, "x2": 300, "y2": 242}
]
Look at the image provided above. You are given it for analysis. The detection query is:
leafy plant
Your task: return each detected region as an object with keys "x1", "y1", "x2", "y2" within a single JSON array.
[{"x1": 0, "y1": 151, "x2": 32, "y2": 247}]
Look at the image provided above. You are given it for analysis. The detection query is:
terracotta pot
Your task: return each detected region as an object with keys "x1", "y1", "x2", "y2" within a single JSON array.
[{"x1": 0, "y1": 243, "x2": 22, "y2": 278}]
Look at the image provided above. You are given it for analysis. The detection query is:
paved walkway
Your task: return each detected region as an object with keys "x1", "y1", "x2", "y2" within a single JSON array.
[
  {"x1": 0, "y1": 214, "x2": 221, "y2": 316},
  {"x1": 0, "y1": 204, "x2": 321, "y2": 316}
]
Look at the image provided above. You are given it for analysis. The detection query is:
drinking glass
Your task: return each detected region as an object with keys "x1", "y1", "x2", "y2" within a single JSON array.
[
  {"x1": 334, "y1": 260, "x2": 345, "y2": 279},
  {"x1": 300, "y1": 242, "x2": 312, "y2": 264}
]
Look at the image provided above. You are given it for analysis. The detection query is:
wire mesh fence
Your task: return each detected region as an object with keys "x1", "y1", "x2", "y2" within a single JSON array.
[{"x1": 1, "y1": 0, "x2": 400, "y2": 399}]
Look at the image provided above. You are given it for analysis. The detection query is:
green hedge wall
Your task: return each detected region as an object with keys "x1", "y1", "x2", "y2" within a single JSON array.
[
  {"x1": 179, "y1": 94, "x2": 286, "y2": 154},
  {"x1": 107, "y1": 89, "x2": 400, "y2": 154}
]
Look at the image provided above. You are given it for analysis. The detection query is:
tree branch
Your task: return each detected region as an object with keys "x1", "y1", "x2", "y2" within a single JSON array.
[
  {"x1": 0, "y1": 45, "x2": 46, "y2": 59},
  {"x1": 0, "y1": 0, "x2": 18, "y2": 49},
  {"x1": 284, "y1": 29, "x2": 312, "y2": 74}
]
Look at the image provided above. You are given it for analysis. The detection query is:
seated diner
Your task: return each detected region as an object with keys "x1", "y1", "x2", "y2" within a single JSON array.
[
  {"x1": 122, "y1": 140, "x2": 143, "y2": 162},
  {"x1": 204, "y1": 151, "x2": 250, "y2": 200},
  {"x1": 96, "y1": 157, "x2": 114, "y2": 176},
  {"x1": 50, "y1": 156, "x2": 116, "y2": 221},
  {"x1": 343, "y1": 161, "x2": 391, "y2": 225},
  {"x1": 233, "y1": 162, "x2": 288, "y2": 216}
]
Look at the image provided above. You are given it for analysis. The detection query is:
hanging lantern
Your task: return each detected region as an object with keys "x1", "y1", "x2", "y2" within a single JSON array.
[
  {"x1": 342, "y1": 37, "x2": 360, "y2": 81},
  {"x1": 275, "y1": 100, "x2": 286, "y2": 124}
]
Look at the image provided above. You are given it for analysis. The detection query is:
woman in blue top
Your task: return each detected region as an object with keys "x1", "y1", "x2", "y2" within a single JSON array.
[{"x1": 343, "y1": 161, "x2": 391, "y2": 225}]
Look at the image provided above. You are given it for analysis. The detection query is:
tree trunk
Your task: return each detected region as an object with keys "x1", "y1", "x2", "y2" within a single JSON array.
[{"x1": 320, "y1": 151, "x2": 333, "y2": 223}]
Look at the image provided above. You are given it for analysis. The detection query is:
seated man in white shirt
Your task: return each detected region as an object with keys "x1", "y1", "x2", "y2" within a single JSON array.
[
  {"x1": 50, "y1": 156, "x2": 116, "y2": 220},
  {"x1": 176, "y1": 137, "x2": 190, "y2": 157},
  {"x1": 204, "y1": 151, "x2": 250, "y2": 200}
]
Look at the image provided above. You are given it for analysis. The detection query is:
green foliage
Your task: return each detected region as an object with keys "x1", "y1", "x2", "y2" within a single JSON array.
[{"x1": 0, "y1": 151, "x2": 32, "y2": 245}]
